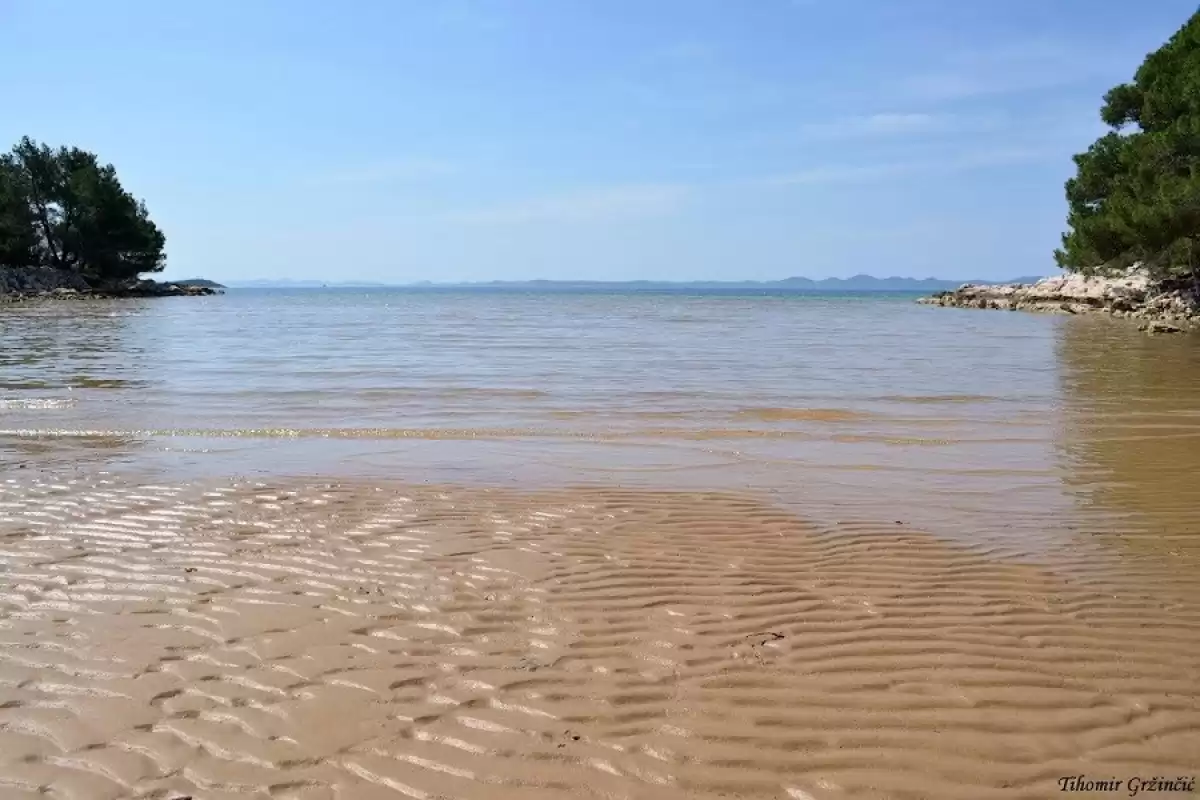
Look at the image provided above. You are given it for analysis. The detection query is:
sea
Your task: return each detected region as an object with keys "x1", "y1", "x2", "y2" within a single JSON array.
[{"x1": 2, "y1": 286, "x2": 1199, "y2": 553}]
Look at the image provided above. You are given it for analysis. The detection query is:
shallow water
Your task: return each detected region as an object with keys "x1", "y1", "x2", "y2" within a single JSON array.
[
  {"x1": 3, "y1": 289, "x2": 1198, "y2": 549},
  {"x1": 1, "y1": 288, "x2": 1199, "y2": 798}
]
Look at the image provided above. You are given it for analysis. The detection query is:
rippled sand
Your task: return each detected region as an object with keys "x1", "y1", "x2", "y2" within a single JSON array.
[
  {"x1": 2, "y1": 475, "x2": 1197, "y2": 800},
  {"x1": 4, "y1": 296, "x2": 1200, "y2": 797}
]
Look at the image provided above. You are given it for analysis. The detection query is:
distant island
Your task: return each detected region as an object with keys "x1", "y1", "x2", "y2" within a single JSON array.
[
  {"x1": 227, "y1": 275, "x2": 1048, "y2": 291},
  {"x1": 173, "y1": 278, "x2": 227, "y2": 289}
]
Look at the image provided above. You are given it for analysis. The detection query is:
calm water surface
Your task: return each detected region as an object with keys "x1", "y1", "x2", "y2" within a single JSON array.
[{"x1": 3, "y1": 288, "x2": 1199, "y2": 557}]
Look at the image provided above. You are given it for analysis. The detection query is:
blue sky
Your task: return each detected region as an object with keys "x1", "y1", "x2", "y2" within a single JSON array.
[{"x1": 1, "y1": 0, "x2": 1194, "y2": 282}]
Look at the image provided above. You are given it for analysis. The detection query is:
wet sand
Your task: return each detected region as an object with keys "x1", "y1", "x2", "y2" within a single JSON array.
[
  {"x1": 4, "y1": 293, "x2": 1200, "y2": 797},
  {"x1": 2, "y1": 475, "x2": 1197, "y2": 800}
]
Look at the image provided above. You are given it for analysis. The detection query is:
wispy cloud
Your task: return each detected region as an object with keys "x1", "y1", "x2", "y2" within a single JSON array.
[
  {"x1": 761, "y1": 163, "x2": 910, "y2": 186},
  {"x1": 799, "y1": 112, "x2": 943, "y2": 139},
  {"x1": 797, "y1": 110, "x2": 1015, "y2": 142},
  {"x1": 899, "y1": 38, "x2": 1122, "y2": 102},
  {"x1": 439, "y1": 183, "x2": 692, "y2": 224},
  {"x1": 319, "y1": 159, "x2": 458, "y2": 185},
  {"x1": 759, "y1": 147, "x2": 1054, "y2": 186}
]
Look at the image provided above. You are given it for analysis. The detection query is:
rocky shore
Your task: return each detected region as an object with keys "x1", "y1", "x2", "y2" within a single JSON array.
[
  {"x1": 918, "y1": 270, "x2": 1199, "y2": 333},
  {"x1": 1, "y1": 265, "x2": 221, "y2": 302}
]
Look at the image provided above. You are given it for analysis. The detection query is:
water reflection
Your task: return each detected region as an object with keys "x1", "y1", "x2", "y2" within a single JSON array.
[
  {"x1": 1056, "y1": 316, "x2": 1200, "y2": 560},
  {"x1": 0, "y1": 302, "x2": 153, "y2": 386},
  {"x1": 0, "y1": 302, "x2": 155, "y2": 469}
]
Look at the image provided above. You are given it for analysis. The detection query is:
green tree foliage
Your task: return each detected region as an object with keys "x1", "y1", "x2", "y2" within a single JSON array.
[
  {"x1": 0, "y1": 157, "x2": 39, "y2": 267},
  {"x1": 1056, "y1": 10, "x2": 1200, "y2": 287},
  {"x1": 0, "y1": 137, "x2": 165, "y2": 286}
]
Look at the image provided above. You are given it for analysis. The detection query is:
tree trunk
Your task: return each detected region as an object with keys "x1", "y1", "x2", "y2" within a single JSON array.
[{"x1": 27, "y1": 185, "x2": 61, "y2": 268}]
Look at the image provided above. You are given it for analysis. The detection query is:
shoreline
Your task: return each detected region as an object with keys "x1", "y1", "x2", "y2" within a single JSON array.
[
  {"x1": 917, "y1": 271, "x2": 1199, "y2": 333},
  {"x1": 3, "y1": 287, "x2": 1199, "y2": 797},
  {"x1": 0, "y1": 282, "x2": 221, "y2": 302},
  {"x1": 1, "y1": 265, "x2": 222, "y2": 302}
]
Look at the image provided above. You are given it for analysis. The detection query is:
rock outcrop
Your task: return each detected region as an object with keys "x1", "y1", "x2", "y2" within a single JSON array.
[
  {"x1": 0, "y1": 266, "x2": 92, "y2": 295},
  {"x1": 918, "y1": 270, "x2": 1198, "y2": 333},
  {"x1": 1, "y1": 266, "x2": 221, "y2": 302}
]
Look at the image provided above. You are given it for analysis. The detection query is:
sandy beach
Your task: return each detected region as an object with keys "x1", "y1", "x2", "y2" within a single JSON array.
[
  {"x1": 2, "y1": 473, "x2": 1197, "y2": 799},
  {"x1": 7, "y1": 1, "x2": 1200, "y2": 795}
]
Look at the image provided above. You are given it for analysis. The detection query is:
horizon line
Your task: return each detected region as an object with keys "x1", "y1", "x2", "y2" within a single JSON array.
[{"x1": 187, "y1": 273, "x2": 1053, "y2": 287}]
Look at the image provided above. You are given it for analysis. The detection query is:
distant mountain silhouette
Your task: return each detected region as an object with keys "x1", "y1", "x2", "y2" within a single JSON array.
[
  {"x1": 770, "y1": 274, "x2": 1048, "y2": 290},
  {"x1": 424, "y1": 275, "x2": 1049, "y2": 291},
  {"x1": 226, "y1": 275, "x2": 1048, "y2": 290},
  {"x1": 228, "y1": 279, "x2": 389, "y2": 288}
]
